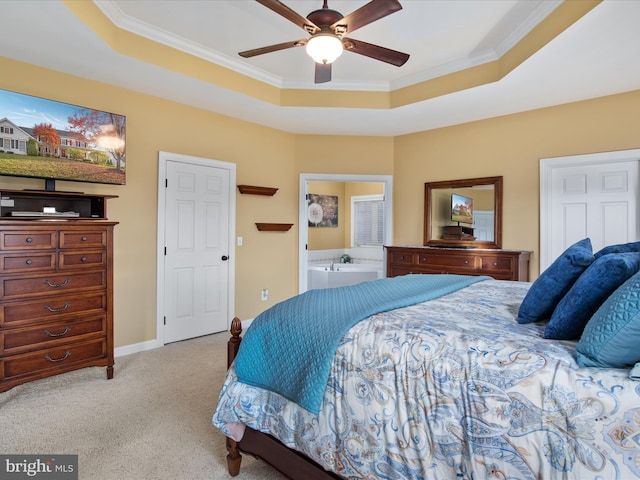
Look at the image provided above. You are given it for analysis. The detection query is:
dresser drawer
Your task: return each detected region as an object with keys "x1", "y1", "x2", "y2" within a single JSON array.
[
  {"x1": 0, "y1": 316, "x2": 106, "y2": 355},
  {"x1": 389, "y1": 251, "x2": 414, "y2": 265},
  {"x1": 1, "y1": 338, "x2": 107, "y2": 381},
  {"x1": 479, "y1": 255, "x2": 514, "y2": 272},
  {"x1": 0, "y1": 270, "x2": 106, "y2": 301},
  {"x1": 417, "y1": 253, "x2": 476, "y2": 269},
  {"x1": 0, "y1": 231, "x2": 56, "y2": 251},
  {"x1": 59, "y1": 230, "x2": 107, "y2": 249},
  {"x1": 0, "y1": 292, "x2": 107, "y2": 328},
  {"x1": 386, "y1": 247, "x2": 530, "y2": 282},
  {"x1": 0, "y1": 253, "x2": 56, "y2": 273},
  {"x1": 59, "y1": 250, "x2": 107, "y2": 269}
]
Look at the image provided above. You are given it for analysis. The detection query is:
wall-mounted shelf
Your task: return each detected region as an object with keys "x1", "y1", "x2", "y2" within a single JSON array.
[
  {"x1": 237, "y1": 185, "x2": 278, "y2": 196},
  {"x1": 256, "y1": 223, "x2": 293, "y2": 232}
]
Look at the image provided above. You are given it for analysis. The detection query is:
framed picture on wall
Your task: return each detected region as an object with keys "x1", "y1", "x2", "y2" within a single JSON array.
[{"x1": 307, "y1": 194, "x2": 338, "y2": 227}]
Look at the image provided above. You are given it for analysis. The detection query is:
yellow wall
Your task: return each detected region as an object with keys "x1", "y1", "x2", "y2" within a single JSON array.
[
  {"x1": 295, "y1": 135, "x2": 394, "y2": 176},
  {"x1": 2, "y1": 56, "x2": 639, "y2": 348},
  {"x1": 0, "y1": 57, "x2": 301, "y2": 347},
  {"x1": 0, "y1": 57, "x2": 395, "y2": 348},
  {"x1": 394, "y1": 89, "x2": 640, "y2": 277}
]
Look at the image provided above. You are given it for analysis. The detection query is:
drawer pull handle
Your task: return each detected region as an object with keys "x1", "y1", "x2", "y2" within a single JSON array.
[
  {"x1": 464, "y1": 260, "x2": 469, "y2": 264},
  {"x1": 45, "y1": 326, "x2": 71, "y2": 337},
  {"x1": 493, "y1": 262, "x2": 498, "y2": 266},
  {"x1": 26, "y1": 259, "x2": 33, "y2": 265},
  {"x1": 81, "y1": 236, "x2": 88, "y2": 241},
  {"x1": 44, "y1": 302, "x2": 71, "y2": 313},
  {"x1": 44, "y1": 278, "x2": 70, "y2": 288},
  {"x1": 81, "y1": 256, "x2": 87, "y2": 262},
  {"x1": 45, "y1": 351, "x2": 71, "y2": 363},
  {"x1": 26, "y1": 237, "x2": 33, "y2": 243}
]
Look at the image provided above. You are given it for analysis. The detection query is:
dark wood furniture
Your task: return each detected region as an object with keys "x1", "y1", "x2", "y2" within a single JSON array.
[
  {"x1": 386, "y1": 245, "x2": 531, "y2": 281},
  {"x1": 0, "y1": 189, "x2": 117, "y2": 219},
  {"x1": 226, "y1": 317, "x2": 342, "y2": 479},
  {"x1": 0, "y1": 219, "x2": 117, "y2": 392},
  {"x1": 237, "y1": 185, "x2": 278, "y2": 196},
  {"x1": 255, "y1": 223, "x2": 294, "y2": 232}
]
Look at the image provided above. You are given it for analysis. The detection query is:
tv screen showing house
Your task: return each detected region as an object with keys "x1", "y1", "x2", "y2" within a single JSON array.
[
  {"x1": 451, "y1": 193, "x2": 473, "y2": 224},
  {"x1": 0, "y1": 89, "x2": 125, "y2": 187}
]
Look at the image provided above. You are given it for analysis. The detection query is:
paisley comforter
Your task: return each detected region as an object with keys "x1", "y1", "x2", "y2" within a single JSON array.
[{"x1": 213, "y1": 280, "x2": 640, "y2": 480}]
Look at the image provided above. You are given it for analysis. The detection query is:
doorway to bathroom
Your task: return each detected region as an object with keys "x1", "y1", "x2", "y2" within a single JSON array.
[{"x1": 298, "y1": 174, "x2": 393, "y2": 293}]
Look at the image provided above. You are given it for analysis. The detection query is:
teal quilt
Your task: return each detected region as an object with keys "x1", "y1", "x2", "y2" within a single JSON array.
[{"x1": 234, "y1": 274, "x2": 487, "y2": 413}]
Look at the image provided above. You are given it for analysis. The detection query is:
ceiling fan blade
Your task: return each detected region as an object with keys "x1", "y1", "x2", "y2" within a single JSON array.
[
  {"x1": 315, "y1": 63, "x2": 332, "y2": 84},
  {"x1": 239, "y1": 40, "x2": 306, "y2": 58},
  {"x1": 331, "y1": 0, "x2": 402, "y2": 35},
  {"x1": 343, "y1": 37, "x2": 409, "y2": 66},
  {"x1": 256, "y1": 0, "x2": 320, "y2": 35}
]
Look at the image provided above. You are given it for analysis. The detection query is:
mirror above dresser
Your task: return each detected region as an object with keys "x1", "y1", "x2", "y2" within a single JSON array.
[
  {"x1": 386, "y1": 175, "x2": 531, "y2": 282},
  {"x1": 424, "y1": 176, "x2": 503, "y2": 249}
]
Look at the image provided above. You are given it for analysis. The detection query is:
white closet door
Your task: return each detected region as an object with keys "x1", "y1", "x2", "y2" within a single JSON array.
[{"x1": 540, "y1": 150, "x2": 640, "y2": 271}]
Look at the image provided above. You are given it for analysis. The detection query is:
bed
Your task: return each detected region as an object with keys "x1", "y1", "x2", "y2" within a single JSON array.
[{"x1": 213, "y1": 267, "x2": 640, "y2": 479}]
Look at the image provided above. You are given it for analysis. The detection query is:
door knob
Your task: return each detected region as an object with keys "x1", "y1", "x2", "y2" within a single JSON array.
[{"x1": 221, "y1": 255, "x2": 229, "y2": 261}]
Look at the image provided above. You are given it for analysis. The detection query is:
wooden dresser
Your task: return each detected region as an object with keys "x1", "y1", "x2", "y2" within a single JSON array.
[
  {"x1": 386, "y1": 246, "x2": 531, "y2": 281},
  {"x1": 0, "y1": 220, "x2": 117, "y2": 392}
]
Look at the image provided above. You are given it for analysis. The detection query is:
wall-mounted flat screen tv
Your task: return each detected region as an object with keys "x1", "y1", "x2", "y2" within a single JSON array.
[
  {"x1": 0, "y1": 89, "x2": 125, "y2": 191},
  {"x1": 451, "y1": 193, "x2": 473, "y2": 224}
]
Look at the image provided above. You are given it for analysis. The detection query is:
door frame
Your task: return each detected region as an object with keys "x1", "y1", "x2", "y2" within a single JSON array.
[
  {"x1": 157, "y1": 151, "x2": 236, "y2": 346},
  {"x1": 299, "y1": 173, "x2": 393, "y2": 293},
  {"x1": 540, "y1": 148, "x2": 640, "y2": 271}
]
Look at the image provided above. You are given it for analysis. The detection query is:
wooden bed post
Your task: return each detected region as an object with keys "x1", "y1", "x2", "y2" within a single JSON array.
[
  {"x1": 227, "y1": 316, "x2": 243, "y2": 369},
  {"x1": 226, "y1": 317, "x2": 243, "y2": 476},
  {"x1": 222, "y1": 316, "x2": 345, "y2": 480}
]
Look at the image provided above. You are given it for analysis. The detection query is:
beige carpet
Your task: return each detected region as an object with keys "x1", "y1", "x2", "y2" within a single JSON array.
[{"x1": 0, "y1": 332, "x2": 286, "y2": 480}]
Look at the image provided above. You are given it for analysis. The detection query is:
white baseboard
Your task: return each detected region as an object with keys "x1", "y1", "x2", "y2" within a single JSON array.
[
  {"x1": 114, "y1": 339, "x2": 162, "y2": 358},
  {"x1": 113, "y1": 319, "x2": 254, "y2": 358}
]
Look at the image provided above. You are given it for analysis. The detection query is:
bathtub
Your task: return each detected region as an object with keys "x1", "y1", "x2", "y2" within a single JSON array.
[{"x1": 308, "y1": 263, "x2": 383, "y2": 290}]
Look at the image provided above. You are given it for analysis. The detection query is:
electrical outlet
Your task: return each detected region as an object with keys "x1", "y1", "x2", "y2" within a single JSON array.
[
  {"x1": 237, "y1": 236, "x2": 243, "y2": 246},
  {"x1": 261, "y1": 288, "x2": 268, "y2": 301}
]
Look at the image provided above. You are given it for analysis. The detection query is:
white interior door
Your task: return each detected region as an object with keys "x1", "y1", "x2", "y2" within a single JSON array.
[
  {"x1": 160, "y1": 154, "x2": 233, "y2": 344},
  {"x1": 473, "y1": 211, "x2": 494, "y2": 241},
  {"x1": 540, "y1": 150, "x2": 640, "y2": 271}
]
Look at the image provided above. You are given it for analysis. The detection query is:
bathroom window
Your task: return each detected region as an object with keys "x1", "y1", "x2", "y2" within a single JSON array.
[{"x1": 351, "y1": 195, "x2": 384, "y2": 247}]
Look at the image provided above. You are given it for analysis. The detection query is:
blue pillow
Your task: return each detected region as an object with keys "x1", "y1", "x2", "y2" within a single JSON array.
[
  {"x1": 595, "y1": 240, "x2": 640, "y2": 258},
  {"x1": 544, "y1": 252, "x2": 640, "y2": 339},
  {"x1": 516, "y1": 238, "x2": 594, "y2": 324},
  {"x1": 576, "y1": 270, "x2": 640, "y2": 368}
]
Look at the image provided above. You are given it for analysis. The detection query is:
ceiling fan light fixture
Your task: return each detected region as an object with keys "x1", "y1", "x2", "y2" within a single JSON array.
[{"x1": 305, "y1": 33, "x2": 343, "y2": 64}]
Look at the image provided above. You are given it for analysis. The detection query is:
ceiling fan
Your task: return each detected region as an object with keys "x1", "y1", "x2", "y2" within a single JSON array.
[{"x1": 239, "y1": 0, "x2": 410, "y2": 83}]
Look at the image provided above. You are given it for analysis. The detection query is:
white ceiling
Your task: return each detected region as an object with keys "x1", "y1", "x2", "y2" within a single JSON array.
[{"x1": 2, "y1": 0, "x2": 640, "y2": 136}]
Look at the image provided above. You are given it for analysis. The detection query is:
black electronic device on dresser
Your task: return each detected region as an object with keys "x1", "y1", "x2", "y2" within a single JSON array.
[{"x1": 0, "y1": 190, "x2": 117, "y2": 392}]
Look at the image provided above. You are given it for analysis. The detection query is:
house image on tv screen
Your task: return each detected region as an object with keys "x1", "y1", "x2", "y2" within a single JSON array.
[{"x1": 0, "y1": 89, "x2": 125, "y2": 186}]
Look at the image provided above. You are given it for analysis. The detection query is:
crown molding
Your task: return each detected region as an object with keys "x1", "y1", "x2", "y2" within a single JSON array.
[{"x1": 94, "y1": 0, "x2": 560, "y2": 94}]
